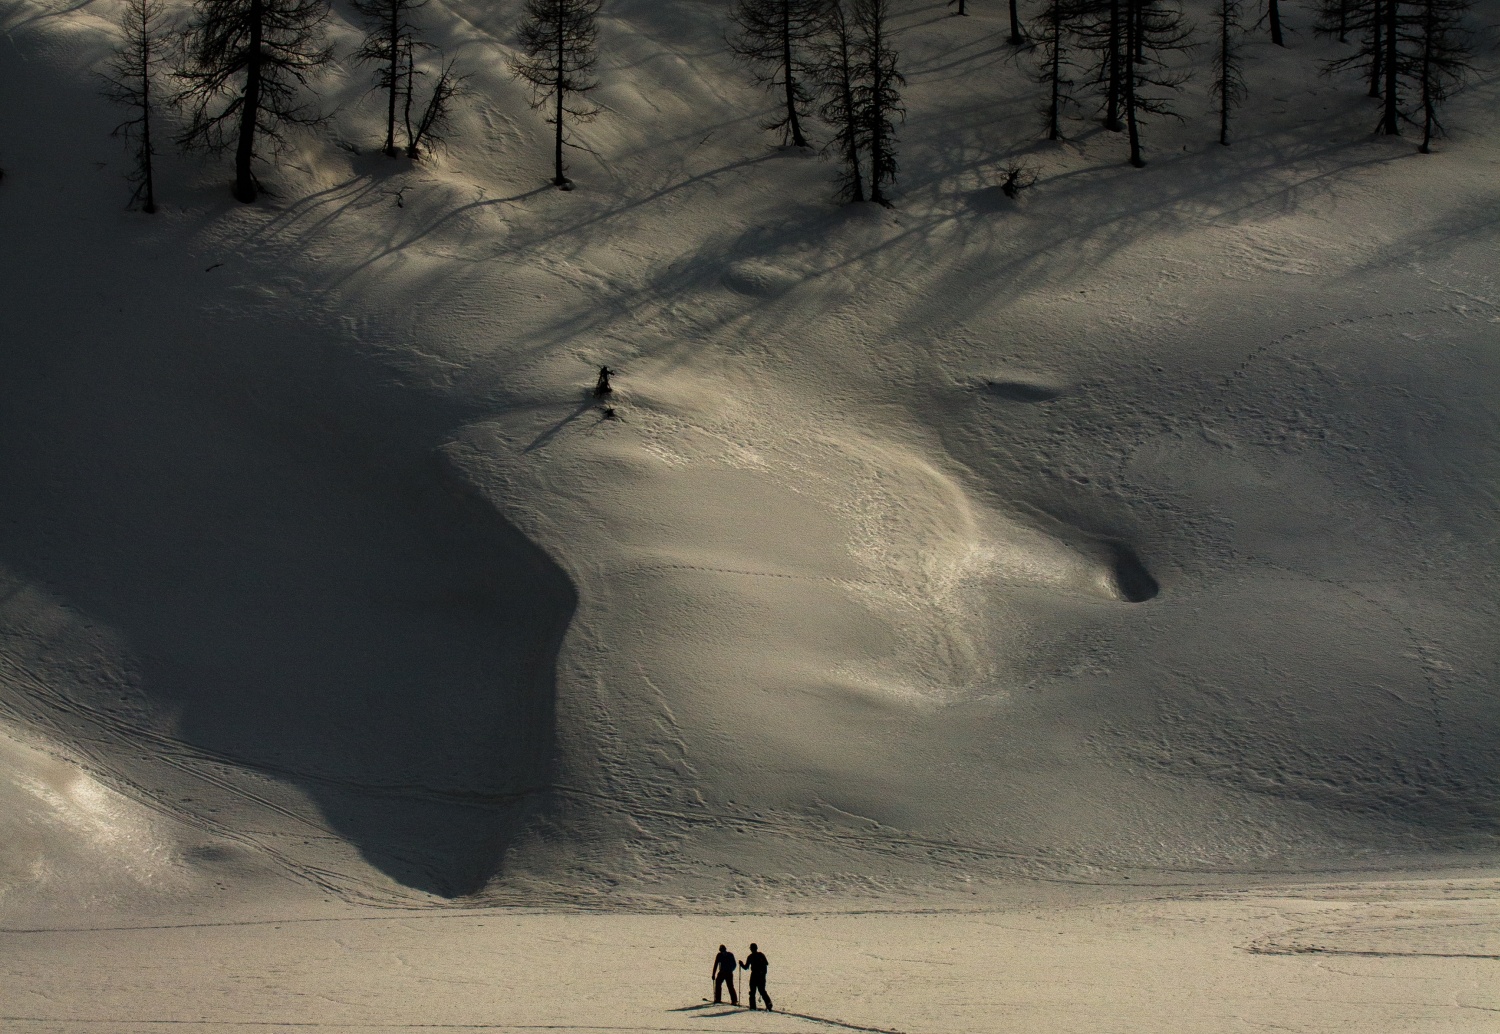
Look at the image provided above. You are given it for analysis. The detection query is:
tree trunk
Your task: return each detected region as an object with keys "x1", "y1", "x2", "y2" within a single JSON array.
[
  {"x1": 845, "y1": 103, "x2": 864, "y2": 201},
  {"x1": 234, "y1": 0, "x2": 264, "y2": 203},
  {"x1": 385, "y1": 5, "x2": 400, "y2": 156},
  {"x1": 1124, "y1": 0, "x2": 1143, "y2": 165},
  {"x1": 1219, "y1": 4, "x2": 1230, "y2": 145},
  {"x1": 1418, "y1": 0, "x2": 1433, "y2": 152},
  {"x1": 781, "y1": 1, "x2": 807, "y2": 146},
  {"x1": 1009, "y1": 0, "x2": 1023, "y2": 44},
  {"x1": 1268, "y1": 0, "x2": 1284, "y2": 46},
  {"x1": 402, "y1": 45, "x2": 416, "y2": 156},
  {"x1": 554, "y1": 24, "x2": 567, "y2": 185},
  {"x1": 1368, "y1": 0, "x2": 1383, "y2": 98},
  {"x1": 1105, "y1": 0, "x2": 1123, "y2": 130},
  {"x1": 869, "y1": 40, "x2": 886, "y2": 204},
  {"x1": 1047, "y1": 13, "x2": 1061, "y2": 140},
  {"x1": 1381, "y1": 0, "x2": 1398, "y2": 133},
  {"x1": 142, "y1": 26, "x2": 157, "y2": 212}
]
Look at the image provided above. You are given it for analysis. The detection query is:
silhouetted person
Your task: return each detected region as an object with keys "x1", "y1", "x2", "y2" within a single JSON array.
[
  {"x1": 741, "y1": 943, "x2": 772, "y2": 1011},
  {"x1": 711, "y1": 944, "x2": 738, "y2": 1005},
  {"x1": 594, "y1": 365, "x2": 614, "y2": 397}
]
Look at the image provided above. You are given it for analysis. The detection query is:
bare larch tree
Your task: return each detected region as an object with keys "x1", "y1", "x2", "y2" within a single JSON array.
[
  {"x1": 1076, "y1": 0, "x2": 1126, "y2": 131},
  {"x1": 1263, "y1": 0, "x2": 1285, "y2": 45},
  {"x1": 402, "y1": 55, "x2": 467, "y2": 159},
  {"x1": 1033, "y1": 0, "x2": 1075, "y2": 140},
  {"x1": 728, "y1": 0, "x2": 823, "y2": 148},
  {"x1": 1319, "y1": 0, "x2": 1472, "y2": 145},
  {"x1": 1212, "y1": 0, "x2": 1246, "y2": 144},
  {"x1": 1410, "y1": 0, "x2": 1473, "y2": 152},
  {"x1": 1316, "y1": 0, "x2": 1387, "y2": 98},
  {"x1": 174, "y1": 0, "x2": 332, "y2": 202},
  {"x1": 352, "y1": 0, "x2": 428, "y2": 157},
  {"x1": 1320, "y1": 0, "x2": 1401, "y2": 130},
  {"x1": 512, "y1": 0, "x2": 602, "y2": 189},
  {"x1": 851, "y1": 0, "x2": 905, "y2": 205},
  {"x1": 103, "y1": 0, "x2": 173, "y2": 212},
  {"x1": 811, "y1": 0, "x2": 865, "y2": 201},
  {"x1": 1116, "y1": 0, "x2": 1194, "y2": 166}
]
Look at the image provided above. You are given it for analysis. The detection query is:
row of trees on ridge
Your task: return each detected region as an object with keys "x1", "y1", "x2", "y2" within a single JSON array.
[{"x1": 93, "y1": 0, "x2": 1484, "y2": 211}]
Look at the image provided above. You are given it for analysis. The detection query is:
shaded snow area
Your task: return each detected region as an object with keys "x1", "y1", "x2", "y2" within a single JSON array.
[{"x1": 2, "y1": 0, "x2": 1500, "y2": 1027}]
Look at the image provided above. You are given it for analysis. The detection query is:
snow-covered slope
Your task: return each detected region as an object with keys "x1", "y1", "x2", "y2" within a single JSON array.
[{"x1": 1, "y1": 0, "x2": 1497, "y2": 915}]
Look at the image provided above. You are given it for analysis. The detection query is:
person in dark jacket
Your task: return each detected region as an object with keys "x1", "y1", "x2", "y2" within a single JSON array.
[
  {"x1": 741, "y1": 943, "x2": 772, "y2": 1011},
  {"x1": 711, "y1": 944, "x2": 739, "y2": 1005}
]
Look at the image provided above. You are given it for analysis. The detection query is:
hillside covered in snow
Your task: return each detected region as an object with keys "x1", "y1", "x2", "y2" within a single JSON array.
[{"x1": 2, "y1": 0, "x2": 1498, "y2": 923}]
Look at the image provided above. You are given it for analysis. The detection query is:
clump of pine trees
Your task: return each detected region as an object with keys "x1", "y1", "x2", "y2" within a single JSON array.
[
  {"x1": 1317, "y1": 0, "x2": 1475, "y2": 151},
  {"x1": 729, "y1": 0, "x2": 907, "y2": 204},
  {"x1": 96, "y1": 0, "x2": 470, "y2": 206}
]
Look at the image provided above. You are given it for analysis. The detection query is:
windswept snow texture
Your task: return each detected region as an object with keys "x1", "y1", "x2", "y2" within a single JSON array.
[{"x1": 1, "y1": 0, "x2": 1498, "y2": 909}]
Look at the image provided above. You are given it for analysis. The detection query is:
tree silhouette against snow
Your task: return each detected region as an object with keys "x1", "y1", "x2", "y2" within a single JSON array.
[
  {"x1": 351, "y1": 0, "x2": 428, "y2": 157},
  {"x1": 728, "y1": 0, "x2": 823, "y2": 148},
  {"x1": 402, "y1": 53, "x2": 467, "y2": 159},
  {"x1": 810, "y1": 0, "x2": 870, "y2": 201},
  {"x1": 174, "y1": 0, "x2": 332, "y2": 203},
  {"x1": 1409, "y1": 0, "x2": 1473, "y2": 152},
  {"x1": 1113, "y1": 0, "x2": 1194, "y2": 167},
  {"x1": 1318, "y1": 0, "x2": 1471, "y2": 145},
  {"x1": 103, "y1": 0, "x2": 173, "y2": 212},
  {"x1": 811, "y1": 0, "x2": 866, "y2": 201},
  {"x1": 1032, "y1": 0, "x2": 1076, "y2": 140},
  {"x1": 1010, "y1": 0, "x2": 1027, "y2": 43},
  {"x1": 1211, "y1": 0, "x2": 1246, "y2": 144},
  {"x1": 1319, "y1": 0, "x2": 1402, "y2": 127},
  {"x1": 1076, "y1": 0, "x2": 1126, "y2": 131},
  {"x1": 1263, "y1": 0, "x2": 1285, "y2": 46},
  {"x1": 851, "y1": 0, "x2": 905, "y2": 205},
  {"x1": 512, "y1": 0, "x2": 601, "y2": 189}
]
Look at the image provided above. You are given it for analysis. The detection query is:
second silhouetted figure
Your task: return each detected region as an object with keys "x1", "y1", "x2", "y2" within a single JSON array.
[
  {"x1": 711, "y1": 944, "x2": 738, "y2": 1005},
  {"x1": 741, "y1": 943, "x2": 772, "y2": 1011}
]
